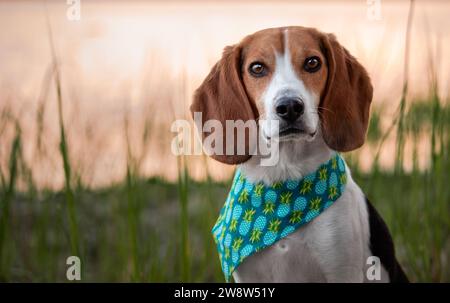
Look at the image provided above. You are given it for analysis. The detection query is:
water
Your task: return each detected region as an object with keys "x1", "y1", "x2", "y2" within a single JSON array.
[{"x1": 0, "y1": 0, "x2": 449, "y2": 189}]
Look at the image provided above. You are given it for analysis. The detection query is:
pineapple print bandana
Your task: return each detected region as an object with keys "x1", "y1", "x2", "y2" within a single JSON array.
[{"x1": 212, "y1": 154, "x2": 347, "y2": 282}]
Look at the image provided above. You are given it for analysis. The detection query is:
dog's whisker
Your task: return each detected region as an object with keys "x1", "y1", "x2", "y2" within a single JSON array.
[{"x1": 317, "y1": 106, "x2": 335, "y2": 115}]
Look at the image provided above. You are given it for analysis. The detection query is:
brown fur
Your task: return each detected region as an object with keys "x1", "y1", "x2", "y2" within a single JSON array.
[
  {"x1": 191, "y1": 26, "x2": 373, "y2": 164},
  {"x1": 319, "y1": 33, "x2": 373, "y2": 151},
  {"x1": 191, "y1": 45, "x2": 259, "y2": 164}
]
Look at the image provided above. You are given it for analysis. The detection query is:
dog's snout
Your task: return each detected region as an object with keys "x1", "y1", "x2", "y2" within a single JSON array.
[{"x1": 275, "y1": 97, "x2": 305, "y2": 123}]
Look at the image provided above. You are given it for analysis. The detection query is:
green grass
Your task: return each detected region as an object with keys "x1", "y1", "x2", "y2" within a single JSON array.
[
  {"x1": 0, "y1": 68, "x2": 448, "y2": 283},
  {"x1": 0, "y1": 121, "x2": 21, "y2": 280},
  {"x1": 0, "y1": 65, "x2": 448, "y2": 284},
  {"x1": 0, "y1": 0, "x2": 448, "y2": 281},
  {"x1": 0, "y1": 145, "x2": 448, "y2": 282},
  {"x1": 0, "y1": 99, "x2": 448, "y2": 283},
  {"x1": 47, "y1": 11, "x2": 81, "y2": 265}
]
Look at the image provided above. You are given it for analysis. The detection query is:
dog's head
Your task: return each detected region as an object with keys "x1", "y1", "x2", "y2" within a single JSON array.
[{"x1": 191, "y1": 26, "x2": 373, "y2": 164}]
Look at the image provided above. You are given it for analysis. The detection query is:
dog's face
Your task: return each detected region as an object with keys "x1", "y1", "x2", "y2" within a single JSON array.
[
  {"x1": 191, "y1": 26, "x2": 373, "y2": 165},
  {"x1": 241, "y1": 28, "x2": 328, "y2": 142}
]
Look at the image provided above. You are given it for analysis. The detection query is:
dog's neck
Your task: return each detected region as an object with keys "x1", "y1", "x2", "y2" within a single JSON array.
[{"x1": 239, "y1": 132, "x2": 334, "y2": 185}]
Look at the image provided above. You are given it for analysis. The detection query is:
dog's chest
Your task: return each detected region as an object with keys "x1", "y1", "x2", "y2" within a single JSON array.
[
  {"x1": 233, "y1": 225, "x2": 327, "y2": 282},
  {"x1": 232, "y1": 179, "x2": 371, "y2": 282}
]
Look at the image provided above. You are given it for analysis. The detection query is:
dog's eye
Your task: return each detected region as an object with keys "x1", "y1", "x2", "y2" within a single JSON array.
[
  {"x1": 304, "y1": 56, "x2": 321, "y2": 73},
  {"x1": 249, "y1": 62, "x2": 267, "y2": 77}
]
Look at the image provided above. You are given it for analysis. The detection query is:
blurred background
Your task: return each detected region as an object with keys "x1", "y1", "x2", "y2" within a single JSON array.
[{"x1": 0, "y1": 0, "x2": 448, "y2": 282}]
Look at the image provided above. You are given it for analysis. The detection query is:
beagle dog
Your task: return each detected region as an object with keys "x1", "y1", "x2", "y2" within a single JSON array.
[{"x1": 191, "y1": 26, "x2": 408, "y2": 283}]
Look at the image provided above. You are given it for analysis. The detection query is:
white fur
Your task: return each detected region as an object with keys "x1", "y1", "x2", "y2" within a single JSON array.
[
  {"x1": 234, "y1": 29, "x2": 389, "y2": 283},
  {"x1": 260, "y1": 29, "x2": 318, "y2": 141},
  {"x1": 236, "y1": 137, "x2": 390, "y2": 282}
]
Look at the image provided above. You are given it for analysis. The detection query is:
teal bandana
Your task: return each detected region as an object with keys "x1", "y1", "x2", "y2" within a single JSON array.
[{"x1": 212, "y1": 154, "x2": 347, "y2": 281}]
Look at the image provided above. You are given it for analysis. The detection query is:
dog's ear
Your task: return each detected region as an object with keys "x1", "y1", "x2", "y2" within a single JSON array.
[
  {"x1": 190, "y1": 45, "x2": 259, "y2": 165},
  {"x1": 319, "y1": 33, "x2": 373, "y2": 152}
]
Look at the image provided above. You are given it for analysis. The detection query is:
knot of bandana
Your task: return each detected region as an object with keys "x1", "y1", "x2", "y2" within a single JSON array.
[{"x1": 212, "y1": 154, "x2": 347, "y2": 281}]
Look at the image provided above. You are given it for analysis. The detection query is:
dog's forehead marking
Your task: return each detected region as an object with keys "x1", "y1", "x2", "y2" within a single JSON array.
[
  {"x1": 265, "y1": 28, "x2": 288, "y2": 56},
  {"x1": 269, "y1": 28, "x2": 308, "y2": 98},
  {"x1": 283, "y1": 28, "x2": 289, "y2": 53}
]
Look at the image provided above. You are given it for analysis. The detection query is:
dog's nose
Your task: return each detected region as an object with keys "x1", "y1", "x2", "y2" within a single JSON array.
[{"x1": 275, "y1": 98, "x2": 305, "y2": 123}]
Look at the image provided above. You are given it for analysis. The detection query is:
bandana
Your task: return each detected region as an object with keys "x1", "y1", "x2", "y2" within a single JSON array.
[{"x1": 212, "y1": 154, "x2": 347, "y2": 281}]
